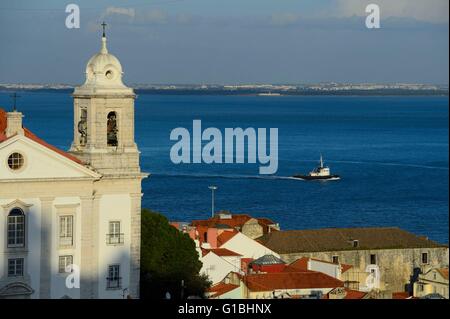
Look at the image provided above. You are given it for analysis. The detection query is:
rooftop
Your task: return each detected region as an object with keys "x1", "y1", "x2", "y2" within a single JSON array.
[
  {"x1": 257, "y1": 227, "x2": 446, "y2": 254},
  {"x1": 207, "y1": 283, "x2": 240, "y2": 298},
  {"x1": 191, "y1": 212, "x2": 277, "y2": 230},
  {"x1": 0, "y1": 108, "x2": 82, "y2": 164},
  {"x1": 244, "y1": 271, "x2": 344, "y2": 292},
  {"x1": 250, "y1": 254, "x2": 285, "y2": 266},
  {"x1": 203, "y1": 248, "x2": 242, "y2": 257}
]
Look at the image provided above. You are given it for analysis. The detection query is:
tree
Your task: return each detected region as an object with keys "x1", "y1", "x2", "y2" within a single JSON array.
[{"x1": 140, "y1": 209, "x2": 211, "y2": 299}]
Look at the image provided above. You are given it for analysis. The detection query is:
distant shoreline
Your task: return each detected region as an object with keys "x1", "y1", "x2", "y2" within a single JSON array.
[{"x1": 0, "y1": 88, "x2": 448, "y2": 96}]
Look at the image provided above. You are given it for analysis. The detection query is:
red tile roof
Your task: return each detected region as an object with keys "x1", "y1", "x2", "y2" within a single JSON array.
[
  {"x1": 284, "y1": 257, "x2": 309, "y2": 272},
  {"x1": 437, "y1": 268, "x2": 449, "y2": 280},
  {"x1": 0, "y1": 108, "x2": 83, "y2": 164},
  {"x1": 203, "y1": 248, "x2": 242, "y2": 257},
  {"x1": 244, "y1": 271, "x2": 344, "y2": 292},
  {"x1": 392, "y1": 292, "x2": 411, "y2": 299},
  {"x1": 192, "y1": 213, "x2": 276, "y2": 230},
  {"x1": 217, "y1": 230, "x2": 239, "y2": 246},
  {"x1": 344, "y1": 289, "x2": 367, "y2": 299},
  {"x1": 341, "y1": 264, "x2": 353, "y2": 273},
  {"x1": 207, "y1": 283, "x2": 240, "y2": 298}
]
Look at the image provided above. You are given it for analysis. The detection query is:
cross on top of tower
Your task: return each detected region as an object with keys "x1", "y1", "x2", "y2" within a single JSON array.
[{"x1": 101, "y1": 21, "x2": 107, "y2": 37}]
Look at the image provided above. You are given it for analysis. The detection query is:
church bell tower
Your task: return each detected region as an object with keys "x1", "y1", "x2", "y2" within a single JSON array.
[{"x1": 69, "y1": 23, "x2": 140, "y2": 176}]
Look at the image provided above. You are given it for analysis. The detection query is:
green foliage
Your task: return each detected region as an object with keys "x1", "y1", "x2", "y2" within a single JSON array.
[{"x1": 140, "y1": 209, "x2": 211, "y2": 299}]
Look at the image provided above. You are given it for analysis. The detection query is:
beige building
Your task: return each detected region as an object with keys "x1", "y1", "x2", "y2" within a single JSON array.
[
  {"x1": 414, "y1": 268, "x2": 449, "y2": 299},
  {"x1": 257, "y1": 227, "x2": 449, "y2": 298},
  {"x1": 0, "y1": 29, "x2": 146, "y2": 299}
]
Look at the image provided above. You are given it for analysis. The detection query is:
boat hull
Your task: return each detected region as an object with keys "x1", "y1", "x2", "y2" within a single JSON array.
[{"x1": 292, "y1": 174, "x2": 340, "y2": 181}]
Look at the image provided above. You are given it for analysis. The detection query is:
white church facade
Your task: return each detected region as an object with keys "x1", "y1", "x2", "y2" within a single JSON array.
[{"x1": 0, "y1": 29, "x2": 146, "y2": 299}]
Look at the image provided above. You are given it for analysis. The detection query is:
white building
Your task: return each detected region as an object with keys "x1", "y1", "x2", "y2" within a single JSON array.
[{"x1": 0, "y1": 29, "x2": 147, "y2": 299}]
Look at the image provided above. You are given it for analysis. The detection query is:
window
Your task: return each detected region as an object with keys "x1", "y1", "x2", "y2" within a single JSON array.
[
  {"x1": 332, "y1": 256, "x2": 339, "y2": 264},
  {"x1": 421, "y1": 252, "x2": 428, "y2": 264},
  {"x1": 7, "y1": 152, "x2": 24, "y2": 170},
  {"x1": 8, "y1": 258, "x2": 24, "y2": 277},
  {"x1": 107, "y1": 112, "x2": 118, "y2": 146},
  {"x1": 352, "y1": 240, "x2": 359, "y2": 248},
  {"x1": 59, "y1": 216, "x2": 73, "y2": 246},
  {"x1": 370, "y1": 254, "x2": 377, "y2": 265},
  {"x1": 107, "y1": 265, "x2": 121, "y2": 289},
  {"x1": 59, "y1": 255, "x2": 74, "y2": 273},
  {"x1": 107, "y1": 221, "x2": 123, "y2": 245},
  {"x1": 7, "y1": 208, "x2": 25, "y2": 248}
]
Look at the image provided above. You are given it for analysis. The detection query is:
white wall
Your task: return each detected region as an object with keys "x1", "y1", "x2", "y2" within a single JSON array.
[
  {"x1": 308, "y1": 259, "x2": 341, "y2": 279},
  {"x1": 97, "y1": 194, "x2": 131, "y2": 299},
  {"x1": 201, "y1": 253, "x2": 241, "y2": 285},
  {"x1": 221, "y1": 233, "x2": 279, "y2": 259}
]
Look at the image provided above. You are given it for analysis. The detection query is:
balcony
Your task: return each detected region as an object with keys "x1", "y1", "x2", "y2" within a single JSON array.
[
  {"x1": 106, "y1": 277, "x2": 122, "y2": 289},
  {"x1": 106, "y1": 233, "x2": 124, "y2": 245}
]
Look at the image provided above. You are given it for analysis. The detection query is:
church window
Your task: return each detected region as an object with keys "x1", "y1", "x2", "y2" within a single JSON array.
[
  {"x1": 107, "y1": 221, "x2": 124, "y2": 245},
  {"x1": 107, "y1": 112, "x2": 118, "y2": 146},
  {"x1": 7, "y1": 208, "x2": 25, "y2": 248},
  {"x1": 7, "y1": 152, "x2": 24, "y2": 171},
  {"x1": 59, "y1": 255, "x2": 74, "y2": 273},
  {"x1": 107, "y1": 264, "x2": 122, "y2": 289},
  {"x1": 8, "y1": 258, "x2": 24, "y2": 277},
  {"x1": 59, "y1": 216, "x2": 74, "y2": 247}
]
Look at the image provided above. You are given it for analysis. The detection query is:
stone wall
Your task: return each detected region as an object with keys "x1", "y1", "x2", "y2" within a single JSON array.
[{"x1": 280, "y1": 247, "x2": 449, "y2": 297}]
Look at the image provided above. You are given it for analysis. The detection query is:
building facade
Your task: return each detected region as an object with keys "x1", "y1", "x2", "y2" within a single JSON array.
[
  {"x1": 0, "y1": 31, "x2": 146, "y2": 299},
  {"x1": 257, "y1": 227, "x2": 449, "y2": 298}
]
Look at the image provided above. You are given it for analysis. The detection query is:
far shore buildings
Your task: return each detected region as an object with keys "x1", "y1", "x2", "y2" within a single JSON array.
[
  {"x1": 173, "y1": 213, "x2": 449, "y2": 299},
  {"x1": 0, "y1": 30, "x2": 146, "y2": 298}
]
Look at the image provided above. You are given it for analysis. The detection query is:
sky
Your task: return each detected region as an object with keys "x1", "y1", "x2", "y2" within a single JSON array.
[{"x1": 0, "y1": 0, "x2": 448, "y2": 84}]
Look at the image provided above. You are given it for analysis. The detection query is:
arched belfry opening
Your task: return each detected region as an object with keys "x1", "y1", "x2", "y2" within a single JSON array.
[{"x1": 107, "y1": 111, "x2": 118, "y2": 146}]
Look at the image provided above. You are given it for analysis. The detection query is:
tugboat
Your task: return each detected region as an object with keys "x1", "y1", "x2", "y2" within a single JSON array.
[{"x1": 293, "y1": 155, "x2": 340, "y2": 181}]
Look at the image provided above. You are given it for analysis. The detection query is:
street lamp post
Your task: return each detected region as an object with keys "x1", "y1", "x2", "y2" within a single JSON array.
[{"x1": 208, "y1": 185, "x2": 218, "y2": 218}]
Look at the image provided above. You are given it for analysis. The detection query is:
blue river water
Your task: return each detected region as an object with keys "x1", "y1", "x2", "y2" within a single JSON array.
[{"x1": 0, "y1": 92, "x2": 448, "y2": 243}]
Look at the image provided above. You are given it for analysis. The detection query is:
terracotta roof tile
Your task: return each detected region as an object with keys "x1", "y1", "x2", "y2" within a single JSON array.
[
  {"x1": 392, "y1": 292, "x2": 411, "y2": 299},
  {"x1": 0, "y1": 108, "x2": 83, "y2": 164},
  {"x1": 344, "y1": 289, "x2": 367, "y2": 299},
  {"x1": 437, "y1": 268, "x2": 449, "y2": 280},
  {"x1": 217, "y1": 230, "x2": 238, "y2": 246},
  {"x1": 192, "y1": 213, "x2": 276, "y2": 230},
  {"x1": 204, "y1": 248, "x2": 242, "y2": 257},
  {"x1": 244, "y1": 271, "x2": 344, "y2": 292},
  {"x1": 208, "y1": 283, "x2": 240, "y2": 298}
]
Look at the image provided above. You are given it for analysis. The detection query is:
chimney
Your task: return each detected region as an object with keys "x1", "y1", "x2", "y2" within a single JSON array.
[{"x1": 6, "y1": 111, "x2": 24, "y2": 137}]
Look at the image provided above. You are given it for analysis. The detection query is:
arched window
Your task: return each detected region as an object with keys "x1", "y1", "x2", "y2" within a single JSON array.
[
  {"x1": 107, "y1": 112, "x2": 118, "y2": 146},
  {"x1": 7, "y1": 208, "x2": 25, "y2": 248}
]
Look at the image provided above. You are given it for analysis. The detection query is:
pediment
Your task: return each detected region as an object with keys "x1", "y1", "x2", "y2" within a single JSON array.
[{"x1": 0, "y1": 135, "x2": 101, "y2": 181}]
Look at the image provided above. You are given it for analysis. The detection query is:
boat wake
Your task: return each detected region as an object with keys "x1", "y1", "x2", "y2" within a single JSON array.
[
  {"x1": 330, "y1": 160, "x2": 448, "y2": 171},
  {"x1": 152, "y1": 173, "x2": 297, "y2": 181}
]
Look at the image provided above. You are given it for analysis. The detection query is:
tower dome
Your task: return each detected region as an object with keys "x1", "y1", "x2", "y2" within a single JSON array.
[{"x1": 75, "y1": 26, "x2": 133, "y2": 95}]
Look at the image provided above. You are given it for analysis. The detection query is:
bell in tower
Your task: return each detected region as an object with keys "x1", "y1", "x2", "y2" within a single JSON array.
[{"x1": 69, "y1": 23, "x2": 141, "y2": 177}]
